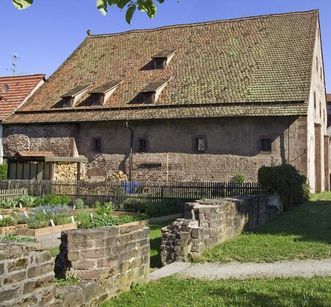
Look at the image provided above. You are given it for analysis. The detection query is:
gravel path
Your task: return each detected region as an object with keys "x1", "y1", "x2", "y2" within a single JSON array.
[{"x1": 150, "y1": 259, "x2": 331, "y2": 281}]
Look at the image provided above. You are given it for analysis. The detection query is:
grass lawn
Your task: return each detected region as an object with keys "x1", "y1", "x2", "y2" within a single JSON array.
[
  {"x1": 199, "y1": 193, "x2": 331, "y2": 263},
  {"x1": 103, "y1": 276, "x2": 331, "y2": 307},
  {"x1": 149, "y1": 221, "x2": 170, "y2": 268}
]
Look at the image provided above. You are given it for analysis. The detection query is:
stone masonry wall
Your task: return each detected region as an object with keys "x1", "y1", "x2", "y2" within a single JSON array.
[
  {"x1": 0, "y1": 243, "x2": 55, "y2": 306},
  {"x1": 3, "y1": 124, "x2": 79, "y2": 157},
  {"x1": 160, "y1": 195, "x2": 281, "y2": 265},
  {"x1": 4, "y1": 116, "x2": 308, "y2": 184},
  {"x1": 0, "y1": 224, "x2": 150, "y2": 307},
  {"x1": 53, "y1": 224, "x2": 150, "y2": 306}
]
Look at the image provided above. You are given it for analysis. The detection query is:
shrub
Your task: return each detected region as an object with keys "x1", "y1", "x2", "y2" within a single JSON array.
[
  {"x1": 144, "y1": 199, "x2": 183, "y2": 217},
  {"x1": 0, "y1": 163, "x2": 8, "y2": 180},
  {"x1": 258, "y1": 163, "x2": 310, "y2": 210},
  {"x1": 123, "y1": 198, "x2": 147, "y2": 212},
  {"x1": 230, "y1": 174, "x2": 245, "y2": 185},
  {"x1": 0, "y1": 198, "x2": 17, "y2": 209},
  {"x1": 94, "y1": 201, "x2": 113, "y2": 216},
  {"x1": 20, "y1": 205, "x2": 71, "y2": 229},
  {"x1": 34, "y1": 194, "x2": 70, "y2": 206},
  {"x1": 0, "y1": 216, "x2": 16, "y2": 227},
  {"x1": 73, "y1": 198, "x2": 85, "y2": 209},
  {"x1": 15, "y1": 195, "x2": 37, "y2": 208}
]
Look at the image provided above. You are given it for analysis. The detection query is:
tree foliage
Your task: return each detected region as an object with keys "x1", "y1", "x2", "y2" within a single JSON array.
[{"x1": 12, "y1": 0, "x2": 165, "y2": 24}]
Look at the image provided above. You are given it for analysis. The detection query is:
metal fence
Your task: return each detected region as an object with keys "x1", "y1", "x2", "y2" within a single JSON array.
[{"x1": 0, "y1": 180, "x2": 261, "y2": 203}]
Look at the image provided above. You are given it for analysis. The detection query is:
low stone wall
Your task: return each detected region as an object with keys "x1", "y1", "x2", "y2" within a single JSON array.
[
  {"x1": 0, "y1": 223, "x2": 150, "y2": 306},
  {"x1": 53, "y1": 224, "x2": 150, "y2": 306},
  {"x1": 160, "y1": 195, "x2": 281, "y2": 265},
  {"x1": 0, "y1": 243, "x2": 55, "y2": 306}
]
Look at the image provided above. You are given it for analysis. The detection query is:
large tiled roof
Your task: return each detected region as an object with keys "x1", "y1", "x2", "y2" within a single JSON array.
[
  {"x1": 5, "y1": 10, "x2": 318, "y2": 124},
  {"x1": 0, "y1": 74, "x2": 45, "y2": 121}
]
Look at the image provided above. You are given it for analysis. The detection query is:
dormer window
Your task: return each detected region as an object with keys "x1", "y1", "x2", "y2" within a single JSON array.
[
  {"x1": 139, "y1": 79, "x2": 170, "y2": 104},
  {"x1": 60, "y1": 84, "x2": 90, "y2": 107},
  {"x1": 152, "y1": 50, "x2": 176, "y2": 69},
  {"x1": 89, "y1": 80, "x2": 122, "y2": 106}
]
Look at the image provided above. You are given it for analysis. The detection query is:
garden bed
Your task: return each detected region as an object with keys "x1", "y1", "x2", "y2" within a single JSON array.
[
  {"x1": 17, "y1": 222, "x2": 77, "y2": 236},
  {"x1": 0, "y1": 223, "x2": 28, "y2": 235}
]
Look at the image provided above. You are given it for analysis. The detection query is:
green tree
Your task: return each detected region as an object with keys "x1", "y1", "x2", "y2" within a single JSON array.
[{"x1": 12, "y1": 0, "x2": 165, "y2": 24}]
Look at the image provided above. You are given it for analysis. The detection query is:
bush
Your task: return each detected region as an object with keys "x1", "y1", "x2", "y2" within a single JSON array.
[
  {"x1": 0, "y1": 163, "x2": 8, "y2": 180},
  {"x1": 34, "y1": 194, "x2": 70, "y2": 206},
  {"x1": 15, "y1": 195, "x2": 37, "y2": 208},
  {"x1": 230, "y1": 174, "x2": 245, "y2": 185},
  {"x1": 144, "y1": 199, "x2": 183, "y2": 217},
  {"x1": 0, "y1": 216, "x2": 16, "y2": 227},
  {"x1": 0, "y1": 198, "x2": 17, "y2": 209},
  {"x1": 73, "y1": 198, "x2": 85, "y2": 209},
  {"x1": 123, "y1": 198, "x2": 147, "y2": 212},
  {"x1": 258, "y1": 163, "x2": 310, "y2": 210},
  {"x1": 94, "y1": 201, "x2": 113, "y2": 216}
]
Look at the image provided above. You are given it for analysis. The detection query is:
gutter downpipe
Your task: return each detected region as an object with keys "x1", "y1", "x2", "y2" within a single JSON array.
[{"x1": 125, "y1": 121, "x2": 134, "y2": 182}]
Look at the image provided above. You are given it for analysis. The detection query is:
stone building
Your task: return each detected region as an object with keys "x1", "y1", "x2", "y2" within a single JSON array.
[
  {"x1": 2, "y1": 10, "x2": 328, "y2": 192},
  {"x1": 0, "y1": 74, "x2": 45, "y2": 163}
]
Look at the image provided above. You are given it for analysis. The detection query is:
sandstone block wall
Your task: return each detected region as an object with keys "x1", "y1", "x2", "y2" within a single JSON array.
[
  {"x1": 54, "y1": 224, "x2": 150, "y2": 306},
  {"x1": 0, "y1": 243, "x2": 55, "y2": 307},
  {"x1": 160, "y1": 195, "x2": 281, "y2": 265}
]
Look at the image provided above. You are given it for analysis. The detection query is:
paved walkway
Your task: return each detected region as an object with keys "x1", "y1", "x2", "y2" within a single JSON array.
[{"x1": 150, "y1": 259, "x2": 331, "y2": 281}]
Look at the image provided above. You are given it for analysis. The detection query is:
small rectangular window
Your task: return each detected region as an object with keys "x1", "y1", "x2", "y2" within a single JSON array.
[
  {"x1": 193, "y1": 136, "x2": 207, "y2": 153},
  {"x1": 260, "y1": 138, "x2": 272, "y2": 152},
  {"x1": 139, "y1": 139, "x2": 148, "y2": 152},
  {"x1": 92, "y1": 138, "x2": 102, "y2": 153}
]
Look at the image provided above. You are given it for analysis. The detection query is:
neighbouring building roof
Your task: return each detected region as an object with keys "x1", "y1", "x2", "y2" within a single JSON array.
[
  {"x1": 0, "y1": 74, "x2": 45, "y2": 122},
  {"x1": 4, "y1": 10, "x2": 319, "y2": 124},
  {"x1": 15, "y1": 151, "x2": 55, "y2": 157}
]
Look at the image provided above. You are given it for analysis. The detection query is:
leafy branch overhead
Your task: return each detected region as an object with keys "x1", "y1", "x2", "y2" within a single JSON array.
[{"x1": 12, "y1": 0, "x2": 165, "y2": 24}]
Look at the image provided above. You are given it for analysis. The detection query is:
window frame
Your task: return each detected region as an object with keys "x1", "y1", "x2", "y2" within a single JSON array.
[
  {"x1": 260, "y1": 137, "x2": 272, "y2": 153},
  {"x1": 92, "y1": 137, "x2": 102, "y2": 153},
  {"x1": 192, "y1": 135, "x2": 208, "y2": 153},
  {"x1": 138, "y1": 138, "x2": 149, "y2": 153}
]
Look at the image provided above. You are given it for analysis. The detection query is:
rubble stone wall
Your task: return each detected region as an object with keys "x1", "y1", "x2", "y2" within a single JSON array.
[
  {"x1": 0, "y1": 243, "x2": 55, "y2": 306},
  {"x1": 160, "y1": 195, "x2": 281, "y2": 265}
]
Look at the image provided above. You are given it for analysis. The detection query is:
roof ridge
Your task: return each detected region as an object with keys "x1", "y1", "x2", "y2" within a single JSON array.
[
  {"x1": 88, "y1": 9, "x2": 319, "y2": 39},
  {"x1": 0, "y1": 74, "x2": 45, "y2": 80}
]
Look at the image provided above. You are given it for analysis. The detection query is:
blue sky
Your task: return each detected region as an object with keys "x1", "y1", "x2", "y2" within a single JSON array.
[{"x1": 0, "y1": 0, "x2": 331, "y2": 90}]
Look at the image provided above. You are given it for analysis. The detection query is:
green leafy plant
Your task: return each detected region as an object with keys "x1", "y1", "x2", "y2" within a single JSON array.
[
  {"x1": 15, "y1": 195, "x2": 37, "y2": 208},
  {"x1": 94, "y1": 201, "x2": 113, "y2": 216},
  {"x1": 258, "y1": 163, "x2": 310, "y2": 210},
  {"x1": 55, "y1": 276, "x2": 80, "y2": 287},
  {"x1": 0, "y1": 198, "x2": 17, "y2": 209},
  {"x1": 0, "y1": 216, "x2": 17, "y2": 227},
  {"x1": 123, "y1": 198, "x2": 147, "y2": 212},
  {"x1": 0, "y1": 163, "x2": 8, "y2": 180},
  {"x1": 73, "y1": 198, "x2": 85, "y2": 209},
  {"x1": 0, "y1": 234, "x2": 36, "y2": 243},
  {"x1": 12, "y1": 0, "x2": 166, "y2": 24},
  {"x1": 230, "y1": 174, "x2": 245, "y2": 185},
  {"x1": 34, "y1": 194, "x2": 70, "y2": 207}
]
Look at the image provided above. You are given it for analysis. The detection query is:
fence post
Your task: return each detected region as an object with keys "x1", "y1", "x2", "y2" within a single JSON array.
[{"x1": 76, "y1": 180, "x2": 80, "y2": 198}]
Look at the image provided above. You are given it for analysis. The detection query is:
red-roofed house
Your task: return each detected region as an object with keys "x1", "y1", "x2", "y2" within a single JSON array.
[{"x1": 0, "y1": 74, "x2": 45, "y2": 163}]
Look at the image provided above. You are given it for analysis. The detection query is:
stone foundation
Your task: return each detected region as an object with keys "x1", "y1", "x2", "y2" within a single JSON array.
[
  {"x1": 53, "y1": 224, "x2": 150, "y2": 306},
  {"x1": 160, "y1": 195, "x2": 281, "y2": 265},
  {"x1": 0, "y1": 243, "x2": 55, "y2": 306},
  {"x1": 0, "y1": 223, "x2": 150, "y2": 306}
]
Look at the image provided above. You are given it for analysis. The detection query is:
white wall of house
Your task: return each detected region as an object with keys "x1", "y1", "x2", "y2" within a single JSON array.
[{"x1": 307, "y1": 20, "x2": 327, "y2": 192}]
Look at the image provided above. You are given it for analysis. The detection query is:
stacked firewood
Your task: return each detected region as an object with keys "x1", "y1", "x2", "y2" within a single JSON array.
[{"x1": 105, "y1": 170, "x2": 128, "y2": 182}]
